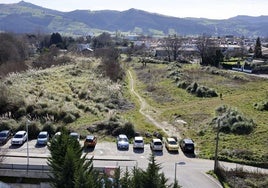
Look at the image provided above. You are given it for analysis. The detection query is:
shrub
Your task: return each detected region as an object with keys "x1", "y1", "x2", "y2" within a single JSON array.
[
  {"x1": 0, "y1": 119, "x2": 18, "y2": 131},
  {"x1": 63, "y1": 113, "x2": 76, "y2": 124},
  {"x1": 176, "y1": 80, "x2": 190, "y2": 89},
  {"x1": 123, "y1": 122, "x2": 135, "y2": 138},
  {"x1": 212, "y1": 105, "x2": 256, "y2": 135},
  {"x1": 42, "y1": 122, "x2": 56, "y2": 137},
  {"x1": 254, "y1": 100, "x2": 268, "y2": 111},
  {"x1": 231, "y1": 122, "x2": 255, "y2": 135},
  {"x1": 27, "y1": 121, "x2": 41, "y2": 140},
  {"x1": 186, "y1": 82, "x2": 198, "y2": 93},
  {"x1": 13, "y1": 107, "x2": 27, "y2": 119}
]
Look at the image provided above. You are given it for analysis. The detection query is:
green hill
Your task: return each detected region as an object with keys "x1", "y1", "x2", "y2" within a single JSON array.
[{"x1": 0, "y1": 1, "x2": 268, "y2": 36}]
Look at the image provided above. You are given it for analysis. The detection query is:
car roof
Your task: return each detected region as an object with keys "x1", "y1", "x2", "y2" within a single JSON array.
[
  {"x1": 183, "y1": 138, "x2": 194, "y2": 144},
  {"x1": 39, "y1": 131, "x2": 48, "y2": 135},
  {"x1": 118, "y1": 134, "x2": 128, "y2": 138},
  {"x1": 152, "y1": 138, "x2": 162, "y2": 142},
  {"x1": 70, "y1": 132, "x2": 79, "y2": 136},
  {"x1": 16, "y1": 131, "x2": 26, "y2": 134},
  {"x1": 167, "y1": 137, "x2": 176, "y2": 142},
  {"x1": 0, "y1": 130, "x2": 10, "y2": 134},
  {"x1": 134, "y1": 136, "x2": 143, "y2": 140}
]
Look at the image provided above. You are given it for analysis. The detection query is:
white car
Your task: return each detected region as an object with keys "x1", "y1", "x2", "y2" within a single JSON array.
[
  {"x1": 150, "y1": 138, "x2": 163, "y2": 151},
  {"x1": 133, "y1": 136, "x2": 144, "y2": 149},
  {"x1": 36, "y1": 131, "x2": 49, "y2": 145},
  {"x1": 70, "y1": 132, "x2": 80, "y2": 142},
  {"x1": 11, "y1": 131, "x2": 27, "y2": 145},
  {"x1": 117, "y1": 134, "x2": 129, "y2": 150}
]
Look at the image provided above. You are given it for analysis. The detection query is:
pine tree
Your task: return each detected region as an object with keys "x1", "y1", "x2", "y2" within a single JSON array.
[
  {"x1": 254, "y1": 37, "x2": 262, "y2": 58},
  {"x1": 47, "y1": 130, "x2": 99, "y2": 188}
]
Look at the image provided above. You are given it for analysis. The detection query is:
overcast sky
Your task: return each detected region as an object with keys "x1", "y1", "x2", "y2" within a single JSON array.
[{"x1": 1, "y1": 0, "x2": 268, "y2": 19}]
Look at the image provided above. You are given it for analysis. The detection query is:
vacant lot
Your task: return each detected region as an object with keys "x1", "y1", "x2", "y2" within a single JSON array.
[{"x1": 131, "y1": 61, "x2": 268, "y2": 166}]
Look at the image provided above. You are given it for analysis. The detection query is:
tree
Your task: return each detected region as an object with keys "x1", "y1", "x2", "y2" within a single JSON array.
[
  {"x1": 49, "y1": 32, "x2": 63, "y2": 48},
  {"x1": 162, "y1": 35, "x2": 183, "y2": 62},
  {"x1": 0, "y1": 33, "x2": 28, "y2": 76},
  {"x1": 92, "y1": 32, "x2": 113, "y2": 49},
  {"x1": 95, "y1": 47, "x2": 125, "y2": 82},
  {"x1": 47, "y1": 130, "x2": 100, "y2": 188},
  {"x1": 196, "y1": 35, "x2": 222, "y2": 67},
  {"x1": 254, "y1": 37, "x2": 262, "y2": 58},
  {"x1": 128, "y1": 153, "x2": 181, "y2": 188}
]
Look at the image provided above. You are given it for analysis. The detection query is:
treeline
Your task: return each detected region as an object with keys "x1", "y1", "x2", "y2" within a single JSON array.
[{"x1": 0, "y1": 33, "x2": 28, "y2": 77}]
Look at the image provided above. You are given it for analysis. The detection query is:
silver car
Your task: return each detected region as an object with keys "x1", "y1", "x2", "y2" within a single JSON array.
[
  {"x1": 133, "y1": 136, "x2": 144, "y2": 149},
  {"x1": 150, "y1": 138, "x2": 163, "y2": 151},
  {"x1": 37, "y1": 131, "x2": 49, "y2": 145}
]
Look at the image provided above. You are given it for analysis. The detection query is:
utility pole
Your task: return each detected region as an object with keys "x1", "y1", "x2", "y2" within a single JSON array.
[{"x1": 214, "y1": 117, "x2": 221, "y2": 172}]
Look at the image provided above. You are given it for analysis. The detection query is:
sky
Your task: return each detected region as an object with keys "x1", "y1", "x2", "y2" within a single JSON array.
[{"x1": 1, "y1": 0, "x2": 268, "y2": 19}]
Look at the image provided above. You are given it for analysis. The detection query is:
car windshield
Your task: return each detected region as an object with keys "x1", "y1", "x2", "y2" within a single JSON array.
[
  {"x1": 119, "y1": 138, "x2": 128, "y2": 142},
  {"x1": 186, "y1": 144, "x2": 194, "y2": 148},
  {"x1": 14, "y1": 134, "x2": 23, "y2": 138},
  {"x1": 86, "y1": 138, "x2": 93, "y2": 142},
  {"x1": 154, "y1": 141, "x2": 162, "y2": 145},
  {"x1": 169, "y1": 141, "x2": 177, "y2": 145},
  {"x1": 0, "y1": 133, "x2": 7, "y2": 137},
  {"x1": 135, "y1": 140, "x2": 143, "y2": 143},
  {"x1": 38, "y1": 134, "x2": 47, "y2": 139}
]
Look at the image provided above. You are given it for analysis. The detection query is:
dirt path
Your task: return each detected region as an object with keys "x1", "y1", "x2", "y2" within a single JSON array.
[{"x1": 128, "y1": 70, "x2": 180, "y2": 137}]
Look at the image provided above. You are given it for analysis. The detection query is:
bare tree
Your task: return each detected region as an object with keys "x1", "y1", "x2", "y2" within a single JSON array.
[
  {"x1": 196, "y1": 35, "x2": 221, "y2": 66},
  {"x1": 161, "y1": 35, "x2": 183, "y2": 62}
]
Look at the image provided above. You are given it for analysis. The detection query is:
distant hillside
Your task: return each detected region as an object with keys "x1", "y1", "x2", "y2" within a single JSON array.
[{"x1": 0, "y1": 1, "x2": 267, "y2": 37}]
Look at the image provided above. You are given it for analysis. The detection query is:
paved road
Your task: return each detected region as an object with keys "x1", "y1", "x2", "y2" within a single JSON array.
[
  {"x1": 1, "y1": 139, "x2": 267, "y2": 187},
  {"x1": 1, "y1": 140, "x2": 223, "y2": 188}
]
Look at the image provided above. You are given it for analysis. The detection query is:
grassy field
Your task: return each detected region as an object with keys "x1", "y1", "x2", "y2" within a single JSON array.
[
  {"x1": 130, "y1": 61, "x2": 268, "y2": 166},
  {"x1": 1, "y1": 55, "x2": 267, "y2": 165}
]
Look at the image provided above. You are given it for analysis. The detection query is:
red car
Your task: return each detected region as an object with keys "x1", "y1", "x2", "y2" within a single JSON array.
[{"x1": 84, "y1": 135, "x2": 97, "y2": 148}]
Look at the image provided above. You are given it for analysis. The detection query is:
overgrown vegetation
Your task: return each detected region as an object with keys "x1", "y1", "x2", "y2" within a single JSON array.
[
  {"x1": 131, "y1": 60, "x2": 268, "y2": 167},
  {"x1": 212, "y1": 105, "x2": 256, "y2": 135},
  {"x1": 254, "y1": 100, "x2": 268, "y2": 111},
  {"x1": 167, "y1": 62, "x2": 218, "y2": 98},
  {"x1": 212, "y1": 166, "x2": 268, "y2": 188}
]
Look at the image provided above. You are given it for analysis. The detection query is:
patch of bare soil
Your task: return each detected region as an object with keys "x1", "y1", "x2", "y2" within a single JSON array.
[{"x1": 128, "y1": 70, "x2": 180, "y2": 138}]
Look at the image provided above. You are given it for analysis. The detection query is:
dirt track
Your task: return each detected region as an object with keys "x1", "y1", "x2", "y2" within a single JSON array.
[{"x1": 128, "y1": 70, "x2": 180, "y2": 137}]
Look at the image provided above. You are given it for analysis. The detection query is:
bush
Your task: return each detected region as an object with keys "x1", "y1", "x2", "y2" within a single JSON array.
[
  {"x1": 13, "y1": 107, "x2": 27, "y2": 119},
  {"x1": 254, "y1": 100, "x2": 268, "y2": 111},
  {"x1": 176, "y1": 80, "x2": 190, "y2": 89},
  {"x1": 231, "y1": 122, "x2": 255, "y2": 135},
  {"x1": 0, "y1": 119, "x2": 18, "y2": 131},
  {"x1": 123, "y1": 122, "x2": 135, "y2": 138},
  {"x1": 63, "y1": 113, "x2": 77, "y2": 124},
  {"x1": 212, "y1": 105, "x2": 256, "y2": 135},
  {"x1": 42, "y1": 122, "x2": 56, "y2": 137},
  {"x1": 27, "y1": 121, "x2": 41, "y2": 140}
]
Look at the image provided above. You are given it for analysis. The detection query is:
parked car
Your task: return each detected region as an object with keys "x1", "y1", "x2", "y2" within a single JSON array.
[
  {"x1": 117, "y1": 134, "x2": 129, "y2": 150},
  {"x1": 84, "y1": 135, "x2": 97, "y2": 148},
  {"x1": 11, "y1": 131, "x2": 27, "y2": 145},
  {"x1": 52, "y1": 132, "x2": 61, "y2": 140},
  {"x1": 36, "y1": 131, "x2": 49, "y2": 145},
  {"x1": 164, "y1": 137, "x2": 179, "y2": 152},
  {"x1": 70, "y1": 132, "x2": 80, "y2": 142},
  {"x1": 0, "y1": 130, "x2": 12, "y2": 145},
  {"x1": 179, "y1": 138, "x2": 195, "y2": 153},
  {"x1": 133, "y1": 136, "x2": 144, "y2": 149},
  {"x1": 150, "y1": 138, "x2": 163, "y2": 151}
]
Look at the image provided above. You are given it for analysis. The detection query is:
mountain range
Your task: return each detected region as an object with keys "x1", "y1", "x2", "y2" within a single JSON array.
[{"x1": 0, "y1": 1, "x2": 267, "y2": 37}]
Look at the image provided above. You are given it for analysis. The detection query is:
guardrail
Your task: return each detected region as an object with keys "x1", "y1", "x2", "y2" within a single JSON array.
[{"x1": 0, "y1": 163, "x2": 50, "y2": 171}]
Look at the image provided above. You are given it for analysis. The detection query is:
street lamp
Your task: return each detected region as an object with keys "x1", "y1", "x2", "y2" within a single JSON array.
[
  {"x1": 26, "y1": 119, "x2": 30, "y2": 171},
  {"x1": 174, "y1": 162, "x2": 186, "y2": 182}
]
